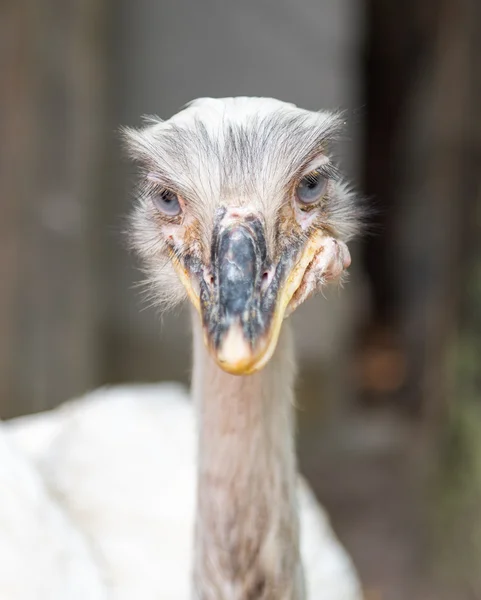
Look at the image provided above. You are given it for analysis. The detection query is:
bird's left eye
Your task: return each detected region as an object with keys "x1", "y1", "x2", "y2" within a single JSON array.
[
  {"x1": 152, "y1": 189, "x2": 182, "y2": 216},
  {"x1": 296, "y1": 171, "x2": 328, "y2": 205}
]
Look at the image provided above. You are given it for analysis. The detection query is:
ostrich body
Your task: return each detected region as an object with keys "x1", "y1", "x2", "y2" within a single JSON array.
[{"x1": 1, "y1": 97, "x2": 362, "y2": 600}]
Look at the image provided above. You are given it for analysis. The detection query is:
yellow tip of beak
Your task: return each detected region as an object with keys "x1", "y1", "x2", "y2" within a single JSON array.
[{"x1": 215, "y1": 324, "x2": 256, "y2": 375}]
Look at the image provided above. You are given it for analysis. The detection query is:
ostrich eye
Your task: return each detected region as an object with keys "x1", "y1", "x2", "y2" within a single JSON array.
[
  {"x1": 153, "y1": 189, "x2": 182, "y2": 216},
  {"x1": 296, "y1": 171, "x2": 328, "y2": 205}
]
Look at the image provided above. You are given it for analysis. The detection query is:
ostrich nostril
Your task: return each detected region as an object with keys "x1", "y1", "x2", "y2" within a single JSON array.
[
  {"x1": 261, "y1": 270, "x2": 273, "y2": 290},
  {"x1": 203, "y1": 269, "x2": 215, "y2": 287}
]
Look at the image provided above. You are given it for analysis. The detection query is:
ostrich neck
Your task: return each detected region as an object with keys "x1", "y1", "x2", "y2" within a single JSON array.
[{"x1": 191, "y1": 315, "x2": 304, "y2": 600}]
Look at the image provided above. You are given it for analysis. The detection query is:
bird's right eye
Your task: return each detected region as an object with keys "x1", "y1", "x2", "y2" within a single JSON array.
[{"x1": 152, "y1": 189, "x2": 182, "y2": 217}]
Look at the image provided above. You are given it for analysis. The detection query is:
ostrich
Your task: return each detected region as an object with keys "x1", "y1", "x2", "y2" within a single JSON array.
[{"x1": 2, "y1": 97, "x2": 362, "y2": 600}]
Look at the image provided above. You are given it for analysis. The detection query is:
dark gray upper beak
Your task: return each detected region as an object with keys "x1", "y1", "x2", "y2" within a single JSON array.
[{"x1": 202, "y1": 217, "x2": 268, "y2": 353}]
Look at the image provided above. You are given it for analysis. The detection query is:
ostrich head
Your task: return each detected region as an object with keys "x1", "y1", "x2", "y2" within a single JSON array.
[{"x1": 124, "y1": 97, "x2": 359, "y2": 375}]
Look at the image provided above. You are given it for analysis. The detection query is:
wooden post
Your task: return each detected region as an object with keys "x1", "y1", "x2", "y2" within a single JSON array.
[{"x1": 0, "y1": 1, "x2": 108, "y2": 417}]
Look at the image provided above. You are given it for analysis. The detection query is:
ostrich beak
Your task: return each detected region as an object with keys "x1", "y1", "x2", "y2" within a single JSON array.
[{"x1": 172, "y1": 218, "x2": 349, "y2": 375}]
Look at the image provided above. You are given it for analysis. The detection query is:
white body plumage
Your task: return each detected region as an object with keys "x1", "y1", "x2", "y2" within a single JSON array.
[{"x1": 2, "y1": 384, "x2": 361, "y2": 600}]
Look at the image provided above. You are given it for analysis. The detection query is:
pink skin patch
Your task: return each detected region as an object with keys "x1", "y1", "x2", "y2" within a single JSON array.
[{"x1": 286, "y1": 237, "x2": 351, "y2": 317}]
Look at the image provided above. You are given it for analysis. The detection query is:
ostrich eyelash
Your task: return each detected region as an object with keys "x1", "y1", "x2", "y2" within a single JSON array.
[{"x1": 306, "y1": 163, "x2": 340, "y2": 182}]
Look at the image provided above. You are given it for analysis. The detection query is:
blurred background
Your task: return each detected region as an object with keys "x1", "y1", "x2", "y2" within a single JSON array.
[{"x1": 1, "y1": 0, "x2": 481, "y2": 598}]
